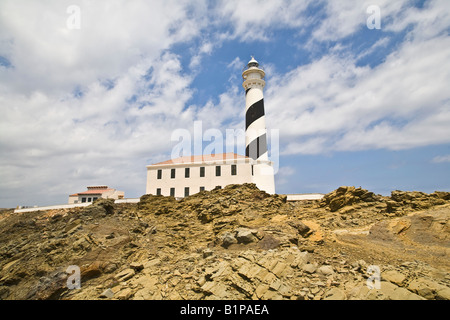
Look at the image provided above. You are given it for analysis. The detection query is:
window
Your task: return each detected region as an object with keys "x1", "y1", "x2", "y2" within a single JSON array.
[
  {"x1": 200, "y1": 186, "x2": 205, "y2": 192},
  {"x1": 93, "y1": 197, "x2": 98, "y2": 201},
  {"x1": 231, "y1": 164, "x2": 237, "y2": 176},
  {"x1": 156, "y1": 188, "x2": 161, "y2": 196},
  {"x1": 184, "y1": 187, "x2": 189, "y2": 197},
  {"x1": 185, "y1": 167, "x2": 190, "y2": 178},
  {"x1": 157, "y1": 169, "x2": 162, "y2": 179},
  {"x1": 215, "y1": 186, "x2": 222, "y2": 189},
  {"x1": 171, "y1": 168, "x2": 176, "y2": 179},
  {"x1": 251, "y1": 165, "x2": 254, "y2": 176},
  {"x1": 200, "y1": 166, "x2": 205, "y2": 177},
  {"x1": 81, "y1": 197, "x2": 86, "y2": 203},
  {"x1": 170, "y1": 188, "x2": 175, "y2": 197},
  {"x1": 88, "y1": 197, "x2": 92, "y2": 202},
  {"x1": 216, "y1": 165, "x2": 221, "y2": 176}
]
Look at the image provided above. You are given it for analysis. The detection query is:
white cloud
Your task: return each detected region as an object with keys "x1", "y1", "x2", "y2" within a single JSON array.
[
  {"x1": 0, "y1": 0, "x2": 206, "y2": 206},
  {"x1": 312, "y1": 0, "x2": 411, "y2": 42},
  {"x1": 215, "y1": 0, "x2": 313, "y2": 41},
  {"x1": 432, "y1": 155, "x2": 450, "y2": 164},
  {"x1": 266, "y1": 1, "x2": 450, "y2": 155},
  {"x1": 1, "y1": 0, "x2": 449, "y2": 206}
]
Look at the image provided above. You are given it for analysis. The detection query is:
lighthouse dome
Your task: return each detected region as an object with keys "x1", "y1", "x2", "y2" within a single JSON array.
[{"x1": 247, "y1": 56, "x2": 259, "y2": 68}]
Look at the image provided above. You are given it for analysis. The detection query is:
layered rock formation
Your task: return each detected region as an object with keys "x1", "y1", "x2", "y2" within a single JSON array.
[{"x1": 0, "y1": 184, "x2": 449, "y2": 300}]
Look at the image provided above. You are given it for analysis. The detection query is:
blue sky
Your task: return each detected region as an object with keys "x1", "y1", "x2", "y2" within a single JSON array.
[{"x1": 0, "y1": 0, "x2": 449, "y2": 207}]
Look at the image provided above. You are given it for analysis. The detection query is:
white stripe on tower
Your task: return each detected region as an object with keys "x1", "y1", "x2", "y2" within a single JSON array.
[{"x1": 242, "y1": 56, "x2": 268, "y2": 161}]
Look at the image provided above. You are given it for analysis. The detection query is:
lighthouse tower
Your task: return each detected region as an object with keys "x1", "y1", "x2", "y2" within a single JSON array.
[
  {"x1": 242, "y1": 56, "x2": 268, "y2": 161},
  {"x1": 242, "y1": 56, "x2": 275, "y2": 194}
]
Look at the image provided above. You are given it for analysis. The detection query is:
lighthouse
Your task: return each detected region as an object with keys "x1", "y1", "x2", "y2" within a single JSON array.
[
  {"x1": 242, "y1": 56, "x2": 268, "y2": 161},
  {"x1": 242, "y1": 56, "x2": 275, "y2": 194},
  {"x1": 145, "y1": 56, "x2": 275, "y2": 197}
]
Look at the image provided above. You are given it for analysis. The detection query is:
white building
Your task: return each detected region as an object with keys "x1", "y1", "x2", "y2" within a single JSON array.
[
  {"x1": 145, "y1": 57, "x2": 275, "y2": 198},
  {"x1": 145, "y1": 153, "x2": 274, "y2": 198},
  {"x1": 68, "y1": 186, "x2": 124, "y2": 204}
]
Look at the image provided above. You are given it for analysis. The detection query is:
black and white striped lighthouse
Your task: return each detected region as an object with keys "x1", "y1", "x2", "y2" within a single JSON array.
[{"x1": 242, "y1": 56, "x2": 268, "y2": 161}]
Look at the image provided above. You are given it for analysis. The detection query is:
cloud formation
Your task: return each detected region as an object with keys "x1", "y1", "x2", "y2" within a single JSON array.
[{"x1": 0, "y1": 0, "x2": 449, "y2": 206}]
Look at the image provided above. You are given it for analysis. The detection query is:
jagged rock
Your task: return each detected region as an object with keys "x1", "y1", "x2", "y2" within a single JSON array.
[
  {"x1": 302, "y1": 263, "x2": 317, "y2": 274},
  {"x1": 116, "y1": 287, "x2": 134, "y2": 300},
  {"x1": 382, "y1": 270, "x2": 406, "y2": 286},
  {"x1": 408, "y1": 278, "x2": 450, "y2": 300},
  {"x1": 1, "y1": 184, "x2": 449, "y2": 301},
  {"x1": 114, "y1": 268, "x2": 135, "y2": 282},
  {"x1": 288, "y1": 220, "x2": 311, "y2": 237},
  {"x1": 99, "y1": 288, "x2": 114, "y2": 299},
  {"x1": 235, "y1": 228, "x2": 258, "y2": 244},
  {"x1": 81, "y1": 198, "x2": 115, "y2": 217},
  {"x1": 317, "y1": 265, "x2": 334, "y2": 276},
  {"x1": 323, "y1": 288, "x2": 346, "y2": 300},
  {"x1": 25, "y1": 269, "x2": 68, "y2": 300},
  {"x1": 220, "y1": 232, "x2": 238, "y2": 248},
  {"x1": 320, "y1": 186, "x2": 381, "y2": 212},
  {"x1": 129, "y1": 262, "x2": 144, "y2": 271}
]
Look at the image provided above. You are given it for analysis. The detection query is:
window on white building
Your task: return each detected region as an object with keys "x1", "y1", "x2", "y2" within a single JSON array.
[
  {"x1": 156, "y1": 188, "x2": 161, "y2": 195},
  {"x1": 200, "y1": 166, "x2": 205, "y2": 177},
  {"x1": 184, "y1": 187, "x2": 189, "y2": 197},
  {"x1": 231, "y1": 164, "x2": 237, "y2": 176},
  {"x1": 170, "y1": 188, "x2": 175, "y2": 197},
  {"x1": 171, "y1": 168, "x2": 176, "y2": 179},
  {"x1": 157, "y1": 169, "x2": 162, "y2": 179},
  {"x1": 216, "y1": 166, "x2": 221, "y2": 176},
  {"x1": 185, "y1": 167, "x2": 190, "y2": 178}
]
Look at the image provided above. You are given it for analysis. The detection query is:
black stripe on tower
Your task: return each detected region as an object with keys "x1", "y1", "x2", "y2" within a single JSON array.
[
  {"x1": 245, "y1": 98, "x2": 265, "y2": 130},
  {"x1": 246, "y1": 133, "x2": 268, "y2": 160},
  {"x1": 245, "y1": 88, "x2": 251, "y2": 96}
]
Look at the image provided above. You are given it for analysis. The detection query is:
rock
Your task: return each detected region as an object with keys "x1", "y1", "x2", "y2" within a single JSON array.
[
  {"x1": 235, "y1": 228, "x2": 257, "y2": 244},
  {"x1": 221, "y1": 232, "x2": 238, "y2": 248},
  {"x1": 382, "y1": 270, "x2": 406, "y2": 286},
  {"x1": 64, "y1": 219, "x2": 82, "y2": 234},
  {"x1": 202, "y1": 248, "x2": 214, "y2": 258},
  {"x1": 25, "y1": 270, "x2": 68, "y2": 300},
  {"x1": 288, "y1": 220, "x2": 311, "y2": 237},
  {"x1": 99, "y1": 288, "x2": 114, "y2": 299},
  {"x1": 82, "y1": 198, "x2": 115, "y2": 216},
  {"x1": 317, "y1": 265, "x2": 334, "y2": 276},
  {"x1": 408, "y1": 278, "x2": 450, "y2": 300},
  {"x1": 114, "y1": 268, "x2": 135, "y2": 282},
  {"x1": 201, "y1": 280, "x2": 230, "y2": 299},
  {"x1": 81, "y1": 261, "x2": 105, "y2": 280},
  {"x1": 323, "y1": 288, "x2": 346, "y2": 300},
  {"x1": 129, "y1": 262, "x2": 144, "y2": 271},
  {"x1": 302, "y1": 263, "x2": 317, "y2": 274},
  {"x1": 116, "y1": 287, "x2": 134, "y2": 300},
  {"x1": 320, "y1": 186, "x2": 382, "y2": 212}
]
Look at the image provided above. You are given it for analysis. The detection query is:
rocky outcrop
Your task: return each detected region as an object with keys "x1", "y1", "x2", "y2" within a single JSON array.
[
  {"x1": 0, "y1": 184, "x2": 449, "y2": 300},
  {"x1": 320, "y1": 186, "x2": 382, "y2": 212}
]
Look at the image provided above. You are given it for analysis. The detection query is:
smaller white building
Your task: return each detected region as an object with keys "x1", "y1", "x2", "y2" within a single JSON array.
[
  {"x1": 68, "y1": 186, "x2": 124, "y2": 204},
  {"x1": 146, "y1": 153, "x2": 275, "y2": 198}
]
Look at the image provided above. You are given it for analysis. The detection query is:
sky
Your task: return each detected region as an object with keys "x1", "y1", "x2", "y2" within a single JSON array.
[{"x1": 1, "y1": 0, "x2": 449, "y2": 207}]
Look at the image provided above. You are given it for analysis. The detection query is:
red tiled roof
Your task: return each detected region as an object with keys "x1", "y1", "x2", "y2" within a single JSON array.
[
  {"x1": 72, "y1": 189, "x2": 113, "y2": 196},
  {"x1": 151, "y1": 153, "x2": 249, "y2": 165}
]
